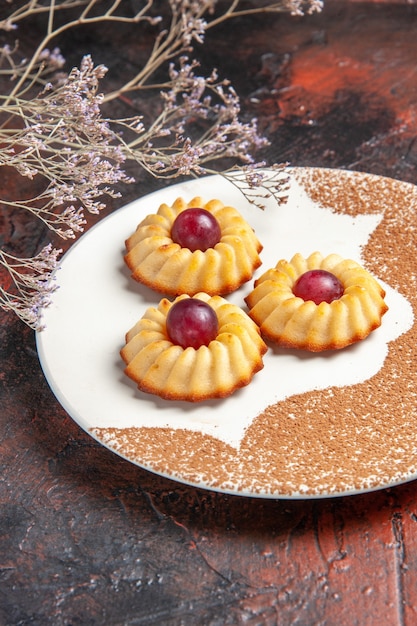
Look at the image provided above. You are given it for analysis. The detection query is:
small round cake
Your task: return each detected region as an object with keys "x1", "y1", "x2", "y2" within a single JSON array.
[
  {"x1": 124, "y1": 197, "x2": 262, "y2": 296},
  {"x1": 245, "y1": 251, "x2": 388, "y2": 351},
  {"x1": 121, "y1": 292, "x2": 268, "y2": 402}
]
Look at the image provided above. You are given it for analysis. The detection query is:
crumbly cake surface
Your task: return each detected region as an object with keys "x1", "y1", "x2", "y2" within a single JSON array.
[
  {"x1": 124, "y1": 196, "x2": 262, "y2": 296},
  {"x1": 93, "y1": 169, "x2": 417, "y2": 497},
  {"x1": 245, "y1": 251, "x2": 388, "y2": 351},
  {"x1": 120, "y1": 292, "x2": 267, "y2": 402}
]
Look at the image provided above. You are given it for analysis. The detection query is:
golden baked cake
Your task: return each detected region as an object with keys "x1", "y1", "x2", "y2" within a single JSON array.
[
  {"x1": 124, "y1": 196, "x2": 262, "y2": 296},
  {"x1": 245, "y1": 251, "x2": 388, "y2": 352},
  {"x1": 121, "y1": 292, "x2": 267, "y2": 402}
]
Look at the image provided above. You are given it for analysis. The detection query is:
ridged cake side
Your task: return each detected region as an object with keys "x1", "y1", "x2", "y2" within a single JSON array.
[
  {"x1": 121, "y1": 292, "x2": 267, "y2": 402},
  {"x1": 124, "y1": 197, "x2": 262, "y2": 296},
  {"x1": 245, "y1": 251, "x2": 388, "y2": 351}
]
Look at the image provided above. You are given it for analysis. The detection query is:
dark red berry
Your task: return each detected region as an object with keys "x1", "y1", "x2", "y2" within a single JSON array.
[
  {"x1": 293, "y1": 270, "x2": 344, "y2": 305},
  {"x1": 166, "y1": 298, "x2": 219, "y2": 349},
  {"x1": 171, "y1": 208, "x2": 221, "y2": 252}
]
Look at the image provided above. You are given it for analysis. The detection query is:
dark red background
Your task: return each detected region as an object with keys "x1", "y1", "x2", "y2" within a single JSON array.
[{"x1": 2, "y1": 2, "x2": 417, "y2": 624}]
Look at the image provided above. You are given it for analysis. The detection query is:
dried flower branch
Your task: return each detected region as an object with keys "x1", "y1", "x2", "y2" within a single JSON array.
[
  {"x1": 1, "y1": 56, "x2": 133, "y2": 238},
  {"x1": 1, "y1": 0, "x2": 161, "y2": 103},
  {"x1": 222, "y1": 163, "x2": 291, "y2": 210},
  {"x1": 0, "y1": 244, "x2": 61, "y2": 331},
  {"x1": 205, "y1": 0, "x2": 323, "y2": 27},
  {"x1": 0, "y1": 45, "x2": 66, "y2": 96},
  {"x1": 0, "y1": 0, "x2": 321, "y2": 330},
  {"x1": 117, "y1": 57, "x2": 270, "y2": 177}
]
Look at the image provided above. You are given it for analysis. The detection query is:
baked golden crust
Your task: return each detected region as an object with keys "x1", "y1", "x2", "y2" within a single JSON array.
[
  {"x1": 121, "y1": 292, "x2": 268, "y2": 402},
  {"x1": 245, "y1": 251, "x2": 388, "y2": 351},
  {"x1": 124, "y1": 197, "x2": 262, "y2": 296}
]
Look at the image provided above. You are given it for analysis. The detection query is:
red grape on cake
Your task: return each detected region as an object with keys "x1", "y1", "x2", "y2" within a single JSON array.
[
  {"x1": 245, "y1": 251, "x2": 388, "y2": 352},
  {"x1": 121, "y1": 292, "x2": 267, "y2": 402},
  {"x1": 124, "y1": 197, "x2": 262, "y2": 296}
]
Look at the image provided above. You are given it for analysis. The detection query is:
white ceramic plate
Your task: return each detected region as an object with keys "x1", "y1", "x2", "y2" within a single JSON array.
[{"x1": 36, "y1": 167, "x2": 417, "y2": 498}]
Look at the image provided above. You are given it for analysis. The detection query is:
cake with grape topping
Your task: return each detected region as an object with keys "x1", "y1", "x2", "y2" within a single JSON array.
[
  {"x1": 120, "y1": 292, "x2": 267, "y2": 402},
  {"x1": 124, "y1": 197, "x2": 262, "y2": 296},
  {"x1": 245, "y1": 251, "x2": 388, "y2": 352}
]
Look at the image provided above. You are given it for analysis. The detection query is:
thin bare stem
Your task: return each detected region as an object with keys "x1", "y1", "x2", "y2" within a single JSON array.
[
  {"x1": 3, "y1": 1, "x2": 158, "y2": 105},
  {"x1": 0, "y1": 1, "x2": 89, "y2": 29}
]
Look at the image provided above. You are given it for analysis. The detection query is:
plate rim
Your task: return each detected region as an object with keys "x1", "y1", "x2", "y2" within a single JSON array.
[{"x1": 36, "y1": 166, "x2": 417, "y2": 499}]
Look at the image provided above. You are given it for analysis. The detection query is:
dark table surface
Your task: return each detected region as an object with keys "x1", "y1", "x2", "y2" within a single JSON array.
[{"x1": 2, "y1": 1, "x2": 417, "y2": 624}]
